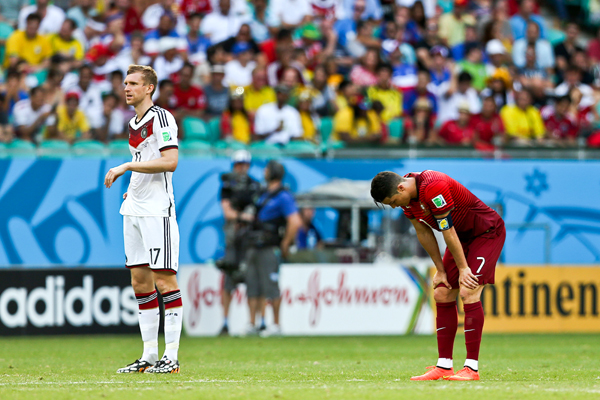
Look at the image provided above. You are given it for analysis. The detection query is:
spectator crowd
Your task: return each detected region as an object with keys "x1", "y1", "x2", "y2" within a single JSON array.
[{"x1": 1, "y1": 0, "x2": 600, "y2": 148}]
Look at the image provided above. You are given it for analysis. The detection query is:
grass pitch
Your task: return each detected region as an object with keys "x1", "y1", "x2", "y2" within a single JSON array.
[{"x1": 1, "y1": 334, "x2": 599, "y2": 399}]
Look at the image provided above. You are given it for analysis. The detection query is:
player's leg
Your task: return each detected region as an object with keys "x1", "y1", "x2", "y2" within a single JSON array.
[
  {"x1": 143, "y1": 216, "x2": 182, "y2": 373},
  {"x1": 245, "y1": 248, "x2": 261, "y2": 335},
  {"x1": 259, "y1": 247, "x2": 282, "y2": 337},
  {"x1": 411, "y1": 250, "x2": 460, "y2": 381},
  {"x1": 447, "y1": 225, "x2": 506, "y2": 381},
  {"x1": 220, "y1": 275, "x2": 235, "y2": 336},
  {"x1": 117, "y1": 216, "x2": 158, "y2": 373}
]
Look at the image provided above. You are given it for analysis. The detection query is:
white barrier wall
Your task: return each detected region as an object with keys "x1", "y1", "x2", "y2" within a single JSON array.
[{"x1": 179, "y1": 264, "x2": 434, "y2": 336}]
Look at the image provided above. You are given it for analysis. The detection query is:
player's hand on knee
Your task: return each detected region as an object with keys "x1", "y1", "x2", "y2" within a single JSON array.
[
  {"x1": 433, "y1": 270, "x2": 452, "y2": 289},
  {"x1": 458, "y1": 268, "x2": 479, "y2": 290}
]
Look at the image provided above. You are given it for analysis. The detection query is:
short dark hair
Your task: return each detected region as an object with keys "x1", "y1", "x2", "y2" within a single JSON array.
[
  {"x1": 159, "y1": 79, "x2": 174, "y2": 89},
  {"x1": 26, "y1": 13, "x2": 42, "y2": 24},
  {"x1": 376, "y1": 62, "x2": 393, "y2": 74},
  {"x1": 458, "y1": 71, "x2": 473, "y2": 83},
  {"x1": 371, "y1": 172, "x2": 405, "y2": 203},
  {"x1": 557, "y1": 94, "x2": 571, "y2": 104},
  {"x1": 30, "y1": 86, "x2": 44, "y2": 97}
]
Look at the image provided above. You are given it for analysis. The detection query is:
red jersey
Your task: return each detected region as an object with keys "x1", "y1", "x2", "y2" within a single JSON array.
[
  {"x1": 471, "y1": 114, "x2": 504, "y2": 143},
  {"x1": 401, "y1": 170, "x2": 502, "y2": 241},
  {"x1": 438, "y1": 120, "x2": 476, "y2": 144},
  {"x1": 173, "y1": 84, "x2": 206, "y2": 110},
  {"x1": 544, "y1": 113, "x2": 577, "y2": 139}
]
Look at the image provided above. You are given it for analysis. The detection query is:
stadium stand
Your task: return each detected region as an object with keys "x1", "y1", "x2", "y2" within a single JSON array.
[{"x1": 0, "y1": 0, "x2": 599, "y2": 159}]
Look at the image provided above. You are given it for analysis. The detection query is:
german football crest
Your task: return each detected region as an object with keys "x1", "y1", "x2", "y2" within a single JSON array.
[{"x1": 141, "y1": 126, "x2": 148, "y2": 139}]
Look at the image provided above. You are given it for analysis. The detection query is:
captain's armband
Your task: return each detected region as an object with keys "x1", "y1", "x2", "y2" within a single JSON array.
[{"x1": 435, "y1": 213, "x2": 453, "y2": 231}]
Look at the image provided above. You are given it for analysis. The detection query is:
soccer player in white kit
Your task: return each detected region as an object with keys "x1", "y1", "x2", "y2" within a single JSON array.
[{"x1": 104, "y1": 65, "x2": 182, "y2": 374}]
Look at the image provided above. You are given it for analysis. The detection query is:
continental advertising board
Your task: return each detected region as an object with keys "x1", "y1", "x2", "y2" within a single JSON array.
[{"x1": 481, "y1": 266, "x2": 600, "y2": 332}]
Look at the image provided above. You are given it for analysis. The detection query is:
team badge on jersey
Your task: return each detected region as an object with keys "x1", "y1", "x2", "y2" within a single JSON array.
[
  {"x1": 141, "y1": 127, "x2": 148, "y2": 139},
  {"x1": 432, "y1": 195, "x2": 447, "y2": 208}
]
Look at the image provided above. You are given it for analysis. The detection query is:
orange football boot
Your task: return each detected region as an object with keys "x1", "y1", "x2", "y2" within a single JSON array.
[
  {"x1": 410, "y1": 366, "x2": 454, "y2": 381},
  {"x1": 445, "y1": 367, "x2": 480, "y2": 381}
]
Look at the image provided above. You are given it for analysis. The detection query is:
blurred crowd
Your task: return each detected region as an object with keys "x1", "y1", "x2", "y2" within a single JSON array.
[{"x1": 2, "y1": 0, "x2": 600, "y2": 148}]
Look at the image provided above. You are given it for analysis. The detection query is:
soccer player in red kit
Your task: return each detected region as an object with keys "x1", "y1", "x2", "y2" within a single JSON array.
[{"x1": 370, "y1": 170, "x2": 506, "y2": 381}]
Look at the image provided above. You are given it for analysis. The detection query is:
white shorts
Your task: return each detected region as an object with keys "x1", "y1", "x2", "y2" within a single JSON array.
[{"x1": 123, "y1": 215, "x2": 180, "y2": 274}]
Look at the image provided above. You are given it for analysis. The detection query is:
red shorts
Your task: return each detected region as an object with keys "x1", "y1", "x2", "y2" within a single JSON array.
[{"x1": 442, "y1": 222, "x2": 506, "y2": 287}]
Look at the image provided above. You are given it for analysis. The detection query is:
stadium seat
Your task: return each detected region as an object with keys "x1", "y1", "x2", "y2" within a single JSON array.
[
  {"x1": 179, "y1": 139, "x2": 213, "y2": 158},
  {"x1": 72, "y1": 140, "x2": 109, "y2": 157},
  {"x1": 38, "y1": 139, "x2": 71, "y2": 158},
  {"x1": 320, "y1": 117, "x2": 333, "y2": 143},
  {"x1": 107, "y1": 139, "x2": 131, "y2": 158},
  {"x1": 182, "y1": 117, "x2": 210, "y2": 142},
  {"x1": 207, "y1": 117, "x2": 222, "y2": 143},
  {"x1": 283, "y1": 141, "x2": 319, "y2": 156},
  {"x1": 0, "y1": 142, "x2": 7, "y2": 158},
  {"x1": 249, "y1": 141, "x2": 282, "y2": 158},
  {"x1": 547, "y1": 29, "x2": 566, "y2": 46},
  {"x1": 388, "y1": 118, "x2": 405, "y2": 142},
  {"x1": 6, "y1": 139, "x2": 36, "y2": 157},
  {"x1": 213, "y1": 140, "x2": 247, "y2": 151}
]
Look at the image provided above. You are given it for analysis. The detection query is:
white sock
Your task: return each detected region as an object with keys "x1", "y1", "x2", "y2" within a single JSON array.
[
  {"x1": 464, "y1": 359, "x2": 479, "y2": 371},
  {"x1": 136, "y1": 291, "x2": 159, "y2": 364},
  {"x1": 163, "y1": 290, "x2": 183, "y2": 361},
  {"x1": 437, "y1": 358, "x2": 453, "y2": 369}
]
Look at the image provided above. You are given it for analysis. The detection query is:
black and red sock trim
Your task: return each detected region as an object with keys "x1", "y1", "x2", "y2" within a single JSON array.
[
  {"x1": 136, "y1": 290, "x2": 159, "y2": 310},
  {"x1": 163, "y1": 289, "x2": 182, "y2": 309}
]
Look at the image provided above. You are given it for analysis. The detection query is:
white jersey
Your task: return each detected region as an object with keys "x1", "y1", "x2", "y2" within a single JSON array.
[{"x1": 120, "y1": 105, "x2": 179, "y2": 217}]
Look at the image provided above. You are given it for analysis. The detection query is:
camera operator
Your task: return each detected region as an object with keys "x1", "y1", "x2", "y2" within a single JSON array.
[
  {"x1": 218, "y1": 150, "x2": 261, "y2": 336},
  {"x1": 245, "y1": 160, "x2": 302, "y2": 337}
]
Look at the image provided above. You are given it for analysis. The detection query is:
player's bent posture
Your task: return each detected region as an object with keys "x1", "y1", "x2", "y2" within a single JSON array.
[
  {"x1": 371, "y1": 171, "x2": 506, "y2": 381},
  {"x1": 105, "y1": 65, "x2": 182, "y2": 374}
]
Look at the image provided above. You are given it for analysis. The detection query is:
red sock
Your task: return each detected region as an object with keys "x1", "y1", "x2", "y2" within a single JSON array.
[
  {"x1": 436, "y1": 301, "x2": 458, "y2": 359},
  {"x1": 463, "y1": 302, "x2": 484, "y2": 361}
]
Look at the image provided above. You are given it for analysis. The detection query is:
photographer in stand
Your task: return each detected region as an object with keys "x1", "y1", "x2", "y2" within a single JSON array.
[{"x1": 217, "y1": 150, "x2": 261, "y2": 336}]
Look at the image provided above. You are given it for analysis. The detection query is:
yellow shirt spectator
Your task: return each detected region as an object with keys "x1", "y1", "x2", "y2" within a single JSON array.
[
  {"x1": 367, "y1": 86, "x2": 402, "y2": 123},
  {"x1": 55, "y1": 104, "x2": 90, "y2": 141},
  {"x1": 300, "y1": 111, "x2": 317, "y2": 142},
  {"x1": 244, "y1": 85, "x2": 276, "y2": 113},
  {"x1": 333, "y1": 106, "x2": 381, "y2": 141},
  {"x1": 4, "y1": 30, "x2": 51, "y2": 68},
  {"x1": 230, "y1": 111, "x2": 251, "y2": 144},
  {"x1": 49, "y1": 33, "x2": 84, "y2": 60},
  {"x1": 438, "y1": 12, "x2": 476, "y2": 47},
  {"x1": 500, "y1": 104, "x2": 545, "y2": 140}
]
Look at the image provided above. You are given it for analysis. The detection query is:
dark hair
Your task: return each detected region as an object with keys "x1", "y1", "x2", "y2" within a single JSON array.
[
  {"x1": 276, "y1": 29, "x2": 292, "y2": 41},
  {"x1": 557, "y1": 94, "x2": 571, "y2": 104},
  {"x1": 6, "y1": 69, "x2": 21, "y2": 81},
  {"x1": 370, "y1": 171, "x2": 404, "y2": 203},
  {"x1": 338, "y1": 79, "x2": 352, "y2": 92},
  {"x1": 111, "y1": 70, "x2": 124, "y2": 81},
  {"x1": 102, "y1": 92, "x2": 119, "y2": 103},
  {"x1": 458, "y1": 71, "x2": 473, "y2": 83},
  {"x1": 30, "y1": 86, "x2": 44, "y2": 97},
  {"x1": 180, "y1": 62, "x2": 195, "y2": 74},
  {"x1": 26, "y1": 13, "x2": 42, "y2": 23},
  {"x1": 566, "y1": 66, "x2": 581, "y2": 75},
  {"x1": 79, "y1": 64, "x2": 93, "y2": 74},
  {"x1": 159, "y1": 79, "x2": 174, "y2": 89},
  {"x1": 65, "y1": 18, "x2": 78, "y2": 31},
  {"x1": 376, "y1": 62, "x2": 393, "y2": 74},
  {"x1": 266, "y1": 160, "x2": 285, "y2": 182}
]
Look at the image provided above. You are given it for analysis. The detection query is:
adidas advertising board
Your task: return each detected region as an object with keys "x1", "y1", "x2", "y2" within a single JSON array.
[{"x1": 0, "y1": 269, "x2": 138, "y2": 335}]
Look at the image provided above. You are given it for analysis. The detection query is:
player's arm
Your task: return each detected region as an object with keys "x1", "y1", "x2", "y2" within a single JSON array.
[
  {"x1": 280, "y1": 211, "x2": 302, "y2": 259},
  {"x1": 435, "y1": 211, "x2": 479, "y2": 290},
  {"x1": 409, "y1": 218, "x2": 451, "y2": 289},
  {"x1": 104, "y1": 149, "x2": 178, "y2": 188}
]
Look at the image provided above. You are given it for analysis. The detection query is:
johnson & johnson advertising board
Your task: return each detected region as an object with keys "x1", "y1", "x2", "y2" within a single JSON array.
[{"x1": 179, "y1": 264, "x2": 434, "y2": 336}]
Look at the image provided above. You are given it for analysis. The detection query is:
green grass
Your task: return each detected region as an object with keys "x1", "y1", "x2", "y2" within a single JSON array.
[{"x1": 1, "y1": 334, "x2": 599, "y2": 399}]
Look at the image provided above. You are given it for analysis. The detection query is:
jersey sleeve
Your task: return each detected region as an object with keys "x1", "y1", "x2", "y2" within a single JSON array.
[
  {"x1": 280, "y1": 191, "x2": 298, "y2": 217},
  {"x1": 219, "y1": 174, "x2": 233, "y2": 201},
  {"x1": 154, "y1": 109, "x2": 179, "y2": 151},
  {"x1": 423, "y1": 180, "x2": 455, "y2": 216}
]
